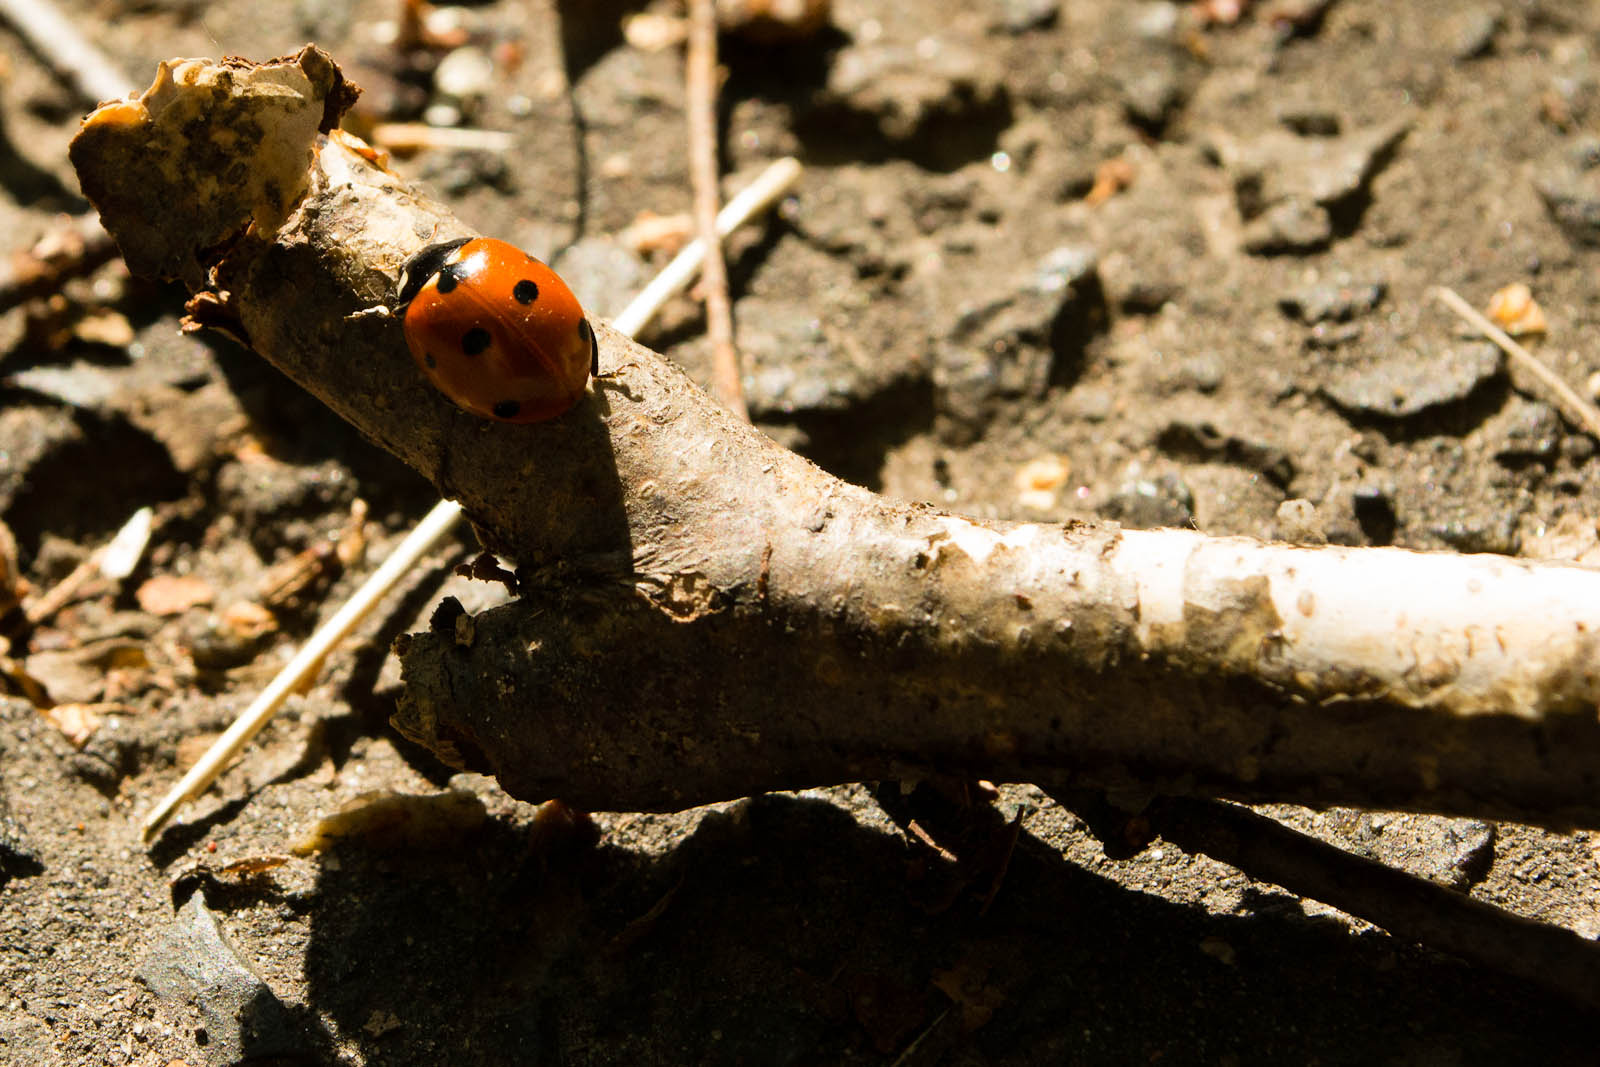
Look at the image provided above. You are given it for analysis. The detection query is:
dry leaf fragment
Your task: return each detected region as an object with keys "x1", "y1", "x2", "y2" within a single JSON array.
[
  {"x1": 621, "y1": 211, "x2": 696, "y2": 256},
  {"x1": 136, "y1": 574, "x2": 215, "y2": 616},
  {"x1": 0, "y1": 641, "x2": 50, "y2": 707},
  {"x1": 930, "y1": 958, "x2": 1007, "y2": 1031},
  {"x1": 185, "y1": 601, "x2": 279, "y2": 670},
  {"x1": 291, "y1": 790, "x2": 487, "y2": 855},
  {"x1": 71, "y1": 309, "x2": 135, "y2": 348},
  {"x1": 42, "y1": 702, "x2": 121, "y2": 747},
  {"x1": 26, "y1": 639, "x2": 149, "y2": 705},
  {"x1": 99, "y1": 507, "x2": 155, "y2": 580},
  {"x1": 258, "y1": 501, "x2": 369, "y2": 612},
  {"x1": 219, "y1": 855, "x2": 291, "y2": 877},
  {"x1": 169, "y1": 854, "x2": 293, "y2": 908},
  {"x1": 327, "y1": 127, "x2": 391, "y2": 169},
  {"x1": 222, "y1": 600, "x2": 279, "y2": 639},
  {"x1": 257, "y1": 544, "x2": 342, "y2": 613}
]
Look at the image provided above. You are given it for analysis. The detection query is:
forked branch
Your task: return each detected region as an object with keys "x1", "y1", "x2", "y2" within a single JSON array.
[{"x1": 69, "y1": 48, "x2": 1600, "y2": 829}]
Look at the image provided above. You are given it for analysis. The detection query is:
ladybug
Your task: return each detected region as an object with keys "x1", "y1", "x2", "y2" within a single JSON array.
[{"x1": 395, "y1": 237, "x2": 598, "y2": 422}]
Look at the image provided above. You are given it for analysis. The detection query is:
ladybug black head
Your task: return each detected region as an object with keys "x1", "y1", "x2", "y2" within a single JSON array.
[{"x1": 395, "y1": 237, "x2": 473, "y2": 310}]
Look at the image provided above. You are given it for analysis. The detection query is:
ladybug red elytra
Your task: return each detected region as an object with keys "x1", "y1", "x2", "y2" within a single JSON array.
[{"x1": 395, "y1": 237, "x2": 597, "y2": 423}]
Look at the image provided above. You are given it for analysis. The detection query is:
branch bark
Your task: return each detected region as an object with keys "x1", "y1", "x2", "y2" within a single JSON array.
[{"x1": 69, "y1": 48, "x2": 1600, "y2": 827}]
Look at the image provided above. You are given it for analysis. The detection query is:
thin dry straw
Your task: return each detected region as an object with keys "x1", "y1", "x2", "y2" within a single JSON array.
[{"x1": 1434, "y1": 285, "x2": 1600, "y2": 440}]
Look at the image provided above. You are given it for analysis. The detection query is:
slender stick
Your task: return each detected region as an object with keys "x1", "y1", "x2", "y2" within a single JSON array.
[
  {"x1": 140, "y1": 156, "x2": 804, "y2": 842},
  {"x1": 0, "y1": 215, "x2": 120, "y2": 316},
  {"x1": 1434, "y1": 285, "x2": 1600, "y2": 440},
  {"x1": 613, "y1": 157, "x2": 801, "y2": 338},
  {"x1": 1141, "y1": 795, "x2": 1600, "y2": 1013},
  {"x1": 0, "y1": 0, "x2": 135, "y2": 104},
  {"x1": 686, "y1": 0, "x2": 748, "y2": 420},
  {"x1": 0, "y1": 0, "x2": 132, "y2": 316},
  {"x1": 140, "y1": 498, "x2": 464, "y2": 840},
  {"x1": 368, "y1": 123, "x2": 516, "y2": 154},
  {"x1": 24, "y1": 506, "x2": 152, "y2": 625}
]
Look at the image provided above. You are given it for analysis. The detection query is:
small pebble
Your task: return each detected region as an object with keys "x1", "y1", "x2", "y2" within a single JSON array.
[
  {"x1": 1485, "y1": 282, "x2": 1547, "y2": 336},
  {"x1": 433, "y1": 46, "x2": 495, "y2": 103},
  {"x1": 1014, "y1": 454, "x2": 1071, "y2": 511},
  {"x1": 1320, "y1": 341, "x2": 1502, "y2": 421},
  {"x1": 995, "y1": 0, "x2": 1060, "y2": 34},
  {"x1": 1278, "y1": 279, "x2": 1385, "y2": 324},
  {"x1": 1100, "y1": 472, "x2": 1195, "y2": 529},
  {"x1": 1273, "y1": 499, "x2": 1327, "y2": 545}
]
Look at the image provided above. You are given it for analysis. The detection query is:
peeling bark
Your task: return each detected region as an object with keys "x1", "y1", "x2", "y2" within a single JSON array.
[{"x1": 70, "y1": 49, "x2": 1600, "y2": 827}]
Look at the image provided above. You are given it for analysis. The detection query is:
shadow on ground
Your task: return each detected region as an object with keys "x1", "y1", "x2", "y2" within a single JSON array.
[{"x1": 289, "y1": 791, "x2": 1597, "y2": 1065}]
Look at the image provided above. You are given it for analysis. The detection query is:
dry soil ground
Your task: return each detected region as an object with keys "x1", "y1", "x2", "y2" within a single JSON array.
[{"x1": 4, "y1": 1, "x2": 1600, "y2": 1064}]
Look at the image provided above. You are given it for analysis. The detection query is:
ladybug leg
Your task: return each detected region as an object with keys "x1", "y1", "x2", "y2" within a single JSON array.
[
  {"x1": 586, "y1": 318, "x2": 626, "y2": 381},
  {"x1": 345, "y1": 303, "x2": 396, "y2": 322},
  {"x1": 590, "y1": 364, "x2": 637, "y2": 394}
]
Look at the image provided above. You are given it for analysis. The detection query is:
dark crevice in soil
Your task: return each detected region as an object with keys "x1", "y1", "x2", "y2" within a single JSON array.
[
  {"x1": 555, "y1": 0, "x2": 644, "y2": 82},
  {"x1": 4, "y1": 409, "x2": 187, "y2": 558},
  {"x1": 767, "y1": 374, "x2": 938, "y2": 491},
  {"x1": 794, "y1": 92, "x2": 1016, "y2": 174},
  {"x1": 1321, "y1": 375, "x2": 1513, "y2": 443},
  {"x1": 1047, "y1": 271, "x2": 1110, "y2": 390}
]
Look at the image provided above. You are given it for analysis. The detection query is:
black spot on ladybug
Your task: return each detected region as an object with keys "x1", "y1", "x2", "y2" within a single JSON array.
[
  {"x1": 493, "y1": 400, "x2": 521, "y2": 419},
  {"x1": 513, "y1": 280, "x2": 538, "y2": 304},
  {"x1": 462, "y1": 327, "x2": 491, "y2": 355},
  {"x1": 436, "y1": 268, "x2": 459, "y2": 294},
  {"x1": 397, "y1": 237, "x2": 470, "y2": 307},
  {"x1": 577, "y1": 319, "x2": 590, "y2": 341},
  {"x1": 424, "y1": 352, "x2": 437, "y2": 368}
]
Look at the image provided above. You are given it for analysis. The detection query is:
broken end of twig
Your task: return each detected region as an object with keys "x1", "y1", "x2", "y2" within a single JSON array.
[{"x1": 69, "y1": 45, "x2": 359, "y2": 287}]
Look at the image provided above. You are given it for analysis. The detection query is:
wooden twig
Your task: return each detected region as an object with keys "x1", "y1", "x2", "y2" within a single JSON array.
[
  {"x1": 390, "y1": 525, "x2": 1600, "y2": 824},
  {"x1": 0, "y1": 0, "x2": 135, "y2": 104},
  {"x1": 1435, "y1": 285, "x2": 1600, "y2": 440},
  {"x1": 0, "y1": 0, "x2": 130, "y2": 317},
  {"x1": 686, "y1": 0, "x2": 748, "y2": 420},
  {"x1": 23, "y1": 506, "x2": 152, "y2": 626},
  {"x1": 1139, "y1": 795, "x2": 1600, "y2": 1013},
  {"x1": 368, "y1": 123, "x2": 515, "y2": 154}
]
